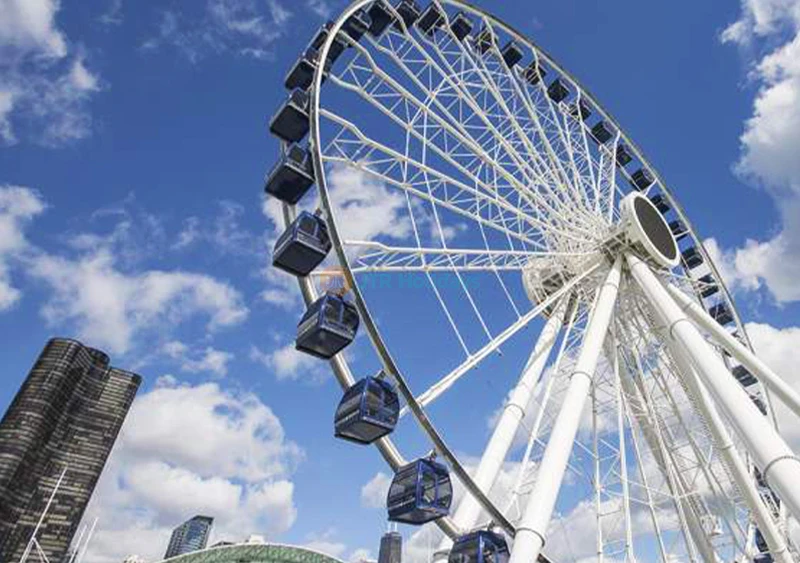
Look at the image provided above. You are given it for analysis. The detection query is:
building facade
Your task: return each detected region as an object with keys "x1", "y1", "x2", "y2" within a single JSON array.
[
  {"x1": 165, "y1": 516, "x2": 215, "y2": 559},
  {"x1": 378, "y1": 532, "x2": 402, "y2": 563},
  {"x1": 0, "y1": 338, "x2": 141, "y2": 563}
]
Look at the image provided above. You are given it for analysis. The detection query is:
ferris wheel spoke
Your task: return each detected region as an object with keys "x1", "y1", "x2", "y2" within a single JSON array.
[
  {"x1": 343, "y1": 34, "x2": 566, "y2": 230},
  {"x1": 398, "y1": 263, "x2": 600, "y2": 418},
  {"x1": 416, "y1": 22, "x2": 597, "y2": 230},
  {"x1": 362, "y1": 24, "x2": 600, "y2": 241},
  {"x1": 434, "y1": 21, "x2": 597, "y2": 225},
  {"x1": 319, "y1": 114, "x2": 598, "y2": 247},
  {"x1": 340, "y1": 241, "x2": 560, "y2": 273}
]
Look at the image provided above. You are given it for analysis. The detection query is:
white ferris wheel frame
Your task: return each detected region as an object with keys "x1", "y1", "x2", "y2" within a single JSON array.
[{"x1": 273, "y1": 1, "x2": 800, "y2": 562}]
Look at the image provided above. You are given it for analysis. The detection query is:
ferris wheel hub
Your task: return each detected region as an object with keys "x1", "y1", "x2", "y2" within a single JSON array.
[{"x1": 619, "y1": 192, "x2": 679, "y2": 269}]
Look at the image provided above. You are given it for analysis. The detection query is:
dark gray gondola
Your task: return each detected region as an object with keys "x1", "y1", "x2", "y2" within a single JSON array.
[
  {"x1": 264, "y1": 144, "x2": 314, "y2": 204},
  {"x1": 630, "y1": 168, "x2": 654, "y2": 191},
  {"x1": 342, "y1": 9, "x2": 371, "y2": 41},
  {"x1": 394, "y1": 0, "x2": 421, "y2": 29},
  {"x1": 368, "y1": 1, "x2": 394, "y2": 36},
  {"x1": 708, "y1": 302, "x2": 734, "y2": 326},
  {"x1": 649, "y1": 194, "x2": 670, "y2": 213},
  {"x1": 732, "y1": 365, "x2": 758, "y2": 387},
  {"x1": 387, "y1": 458, "x2": 452, "y2": 524},
  {"x1": 547, "y1": 78, "x2": 569, "y2": 103},
  {"x1": 417, "y1": 3, "x2": 444, "y2": 34},
  {"x1": 334, "y1": 376, "x2": 399, "y2": 444},
  {"x1": 569, "y1": 99, "x2": 592, "y2": 121},
  {"x1": 698, "y1": 274, "x2": 719, "y2": 298},
  {"x1": 501, "y1": 41, "x2": 523, "y2": 68},
  {"x1": 273, "y1": 211, "x2": 332, "y2": 277},
  {"x1": 296, "y1": 292, "x2": 360, "y2": 359},
  {"x1": 474, "y1": 25, "x2": 495, "y2": 54},
  {"x1": 285, "y1": 48, "x2": 332, "y2": 91},
  {"x1": 616, "y1": 144, "x2": 632, "y2": 166},
  {"x1": 311, "y1": 21, "x2": 347, "y2": 64},
  {"x1": 449, "y1": 531, "x2": 509, "y2": 563},
  {"x1": 591, "y1": 121, "x2": 613, "y2": 144},
  {"x1": 269, "y1": 89, "x2": 310, "y2": 143},
  {"x1": 522, "y1": 61, "x2": 547, "y2": 85},
  {"x1": 669, "y1": 219, "x2": 689, "y2": 241},
  {"x1": 681, "y1": 247, "x2": 703, "y2": 269},
  {"x1": 450, "y1": 12, "x2": 473, "y2": 41}
]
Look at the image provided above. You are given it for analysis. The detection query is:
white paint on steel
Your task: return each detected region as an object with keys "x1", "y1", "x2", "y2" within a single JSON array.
[
  {"x1": 439, "y1": 300, "x2": 568, "y2": 552},
  {"x1": 668, "y1": 283, "x2": 800, "y2": 420},
  {"x1": 509, "y1": 258, "x2": 622, "y2": 563},
  {"x1": 627, "y1": 253, "x2": 800, "y2": 524}
]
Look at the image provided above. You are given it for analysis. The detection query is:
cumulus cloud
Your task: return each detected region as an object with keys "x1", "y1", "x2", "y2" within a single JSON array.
[
  {"x1": 142, "y1": 0, "x2": 292, "y2": 62},
  {"x1": 250, "y1": 343, "x2": 328, "y2": 382},
  {"x1": 0, "y1": 186, "x2": 45, "y2": 310},
  {"x1": 0, "y1": 0, "x2": 103, "y2": 145},
  {"x1": 163, "y1": 340, "x2": 235, "y2": 377},
  {"x1": 30, "y1": 249, "x2": 248, "y2": 355},
  {"x1": 718, "y1": 0, "x2": 800, "y2": 303},
  {"x1": 360, "y1": 471, "x2": 391, "y2": 509},
  {"x1": 83, "y1": 378, "x2": 303, "y2": 563}
]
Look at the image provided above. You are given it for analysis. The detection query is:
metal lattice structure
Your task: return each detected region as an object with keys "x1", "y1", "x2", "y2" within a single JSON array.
[{"x1": 264, "y1": 2, "x2": 800, "y2": 562}]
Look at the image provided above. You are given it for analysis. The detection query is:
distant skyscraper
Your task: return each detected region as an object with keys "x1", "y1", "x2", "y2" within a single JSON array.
[
  {"x1": 0, "y1": 338, "x2": 141, "y2": 563},
  {"x1": 378, "y1": 532, "x2": 402, "y2": 563},
  {"x1": 165, "y1": 516, "x2": 214, "y2": 558}
]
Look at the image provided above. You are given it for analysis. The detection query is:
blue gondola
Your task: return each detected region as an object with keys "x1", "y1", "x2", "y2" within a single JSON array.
[
  {"x1": 264, "y1": 144, "x2": 314, "y2": 204},
  {"x1": 387, "y1": 458, "x2": 452, "y2": 524},
  {"x1": 569, "y1": 99, "x2": 592, "y2": 121},
  {"x1": 732, "y1": 365, "x2": 757, "y2": 387},
  {"x1": 682, "y1": 247, "x2": 703, "y2": 269},
  {"x1": 296, "y1": 292, "x2": 359, "y2": 359},
  {"x1": 342, "y1": 9, "x2": 371, "y2": 42},
  {"x1": 698, "y1": 274, "x2": 719, "y2": 298},
  {"x1": 449, "y1": 531, "x2": 509, "y2": 563},
  {"x1": 334, "y1": 376, "x2": 399, "y2": 444},
  {"x1": 273, "y1": 211, "x2": 331, "y2": 277},
  {"x1": 394, "y1": 0, "x2": 421, "y2": 30},
  {"x1": 650, "y1": 194, "x2": 670, "y2": 213},
  {"x1": 669, "y1": 219, "x2": 688, "y2": 241},
  {"x1": 474, "y1": 25, "x2": 495, "y2": 54},
  {"x1": 310, "y1": 21, "x2": 347, "y2": 64}
]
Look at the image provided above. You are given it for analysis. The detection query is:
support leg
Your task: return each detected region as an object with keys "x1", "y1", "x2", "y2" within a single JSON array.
[
  {"x1": 509, "y1": 258, "x2": 622, "y2": 563},
  {"x1": 627, "y1": 253, "x2": 800, "y2": 524}
]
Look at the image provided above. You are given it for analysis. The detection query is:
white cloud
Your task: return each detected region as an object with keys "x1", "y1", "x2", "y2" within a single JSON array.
[
  {"x1": 360, "y1": 471, "x2": 391, "y2": 509},
  {"x1": 163, "y1": 340, "x2": 235, "y2": 377},
  {"x1": 142, "y1": 0, "x2": 292, "y2": 62},
  {"x1": 305, "y1": 0, "x2": 334, "y2": 19},
  {"x1": 30, "y1": 248, "x2": 248, "y2": 355},
  {"x1": 744, "y1": 322, "x2": 800, "y2": 450},
  {"x1": 719, "y1": 0, "x2": 800, "y2": 303},
  {"x1": 0, "y1": 0, "x2": 103, "y2": 145},
  {"x1": 0, "y1": 186, "x2": 45, "y2": 310},
  {"x1": 84, "y1": 378, "x2": 302, "y2": 563},
  {"x1": 0, "y1": 0, "x2": 67, "y2": 58},
  {"x1": 99, "y1": 0, "x2": 123, "y2": 26},
  {"x1": 250, "y1": 343, "x2": 328, "y2": 382}
]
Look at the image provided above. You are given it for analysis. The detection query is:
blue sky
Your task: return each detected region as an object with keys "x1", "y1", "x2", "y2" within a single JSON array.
[{"x1": 3, "y1": 0, "x2": 800, "y2": 562}]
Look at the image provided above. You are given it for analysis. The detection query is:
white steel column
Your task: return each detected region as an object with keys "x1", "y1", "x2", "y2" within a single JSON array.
[
  {"x1": 441, "y1": 300, "x2": 568, "y2": 550},
  {"x1": 667, "y1": 284, "x2": 800, "y2": 419},
  {"x1": 627, "y1": 253, "x2": 800, "y2": 524},
  {"x1": 509, "y1": 258, "x2": 622, "y2": 563},
  {"x1": 664, "y1": 337, "x2": 792, "y2": 563}
]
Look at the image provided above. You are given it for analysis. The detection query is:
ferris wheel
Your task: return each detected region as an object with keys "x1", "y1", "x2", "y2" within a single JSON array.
[{"x1": 263, "y1": 1, "x2": 800, "y2": 563}]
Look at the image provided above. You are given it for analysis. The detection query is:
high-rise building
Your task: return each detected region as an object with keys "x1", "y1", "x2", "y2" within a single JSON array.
[
  {"x1": 164, "y1": 516, "x2": 214, "y2": 559},
  {"x1": 378, "y1": 532, "x2": 402, "y2": 563},
  {"x1": 0, "y1": 338, "x2": 141, "y2": 563}
]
